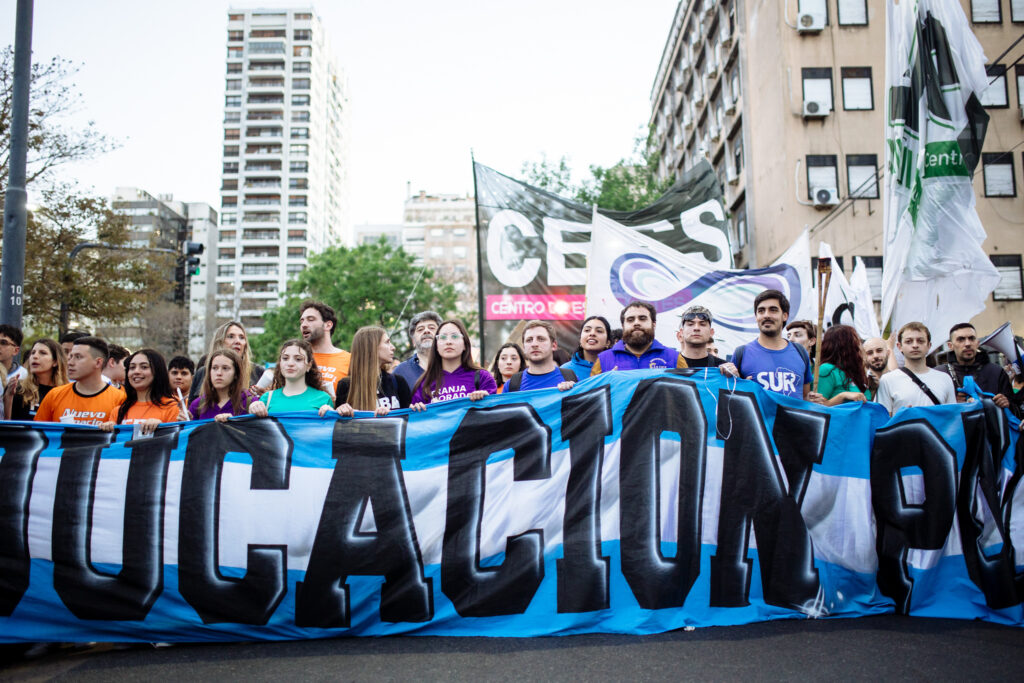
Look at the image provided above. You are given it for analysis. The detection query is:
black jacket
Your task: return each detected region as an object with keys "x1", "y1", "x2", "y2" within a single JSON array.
[{"x1": 936, "y1": 356, "x2": 1018, "y2": 416}]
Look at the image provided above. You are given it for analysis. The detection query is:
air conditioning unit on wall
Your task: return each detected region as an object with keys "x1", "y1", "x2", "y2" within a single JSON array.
[
  {"x1": 811, "y1": 186, "x2": 840, "y2": 208},
  {"x1": 797, "y1": 12, "x2": 825, "y2": 33},
  {"x1": 802, "y1": 100, "x2": 829, "y2": 118}
]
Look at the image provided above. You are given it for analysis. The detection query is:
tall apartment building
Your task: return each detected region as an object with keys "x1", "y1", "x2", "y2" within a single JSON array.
[
  {"x1": 109, "y1": 188, "x2": 217, "y2": 355},
  {"x1": 218, "y1": 7, "x2": 350, "y2": 335},
  {"x1": 402, "y1": 191, "x2": 478, "y2": 317},
  {"x1": 648, "y1": 0, "x2": 1024, "y2": 334}
]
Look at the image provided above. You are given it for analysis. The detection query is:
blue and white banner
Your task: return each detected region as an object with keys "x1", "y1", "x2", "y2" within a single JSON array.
[{"x1": 0, "y1": 370, "x2": 1021, "y2": 643}]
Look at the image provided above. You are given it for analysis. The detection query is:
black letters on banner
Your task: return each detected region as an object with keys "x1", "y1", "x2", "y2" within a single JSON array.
[
  {"x1": 51, "y1": 427, "x2": 175, "y2": 620},
  {"x1": 619, "y1": 376, "x2": 707, "y2": 609},
  {"x1": 0, "y1": 425, "x2": 46, "y2": 615},
  {"x1": 442, "y1": 405, "x2": 551, "y2": 617},
  {"x1": 710, "y1": 392, "x2": 824, "y2": 609},
  {"x1": 295, "y1": 417, "x2": 432, "y2": 628},
  {"x1": 957, "y1": 400, "x2": 1022, "y2": 608},
  {"x1": 870, "y1": 418, "x2": 957, "y2": 614},
  {"x1": 557, "y1": 386, "x2": 612, "y2": 613},
  {"x1": 178, "y1": 419, "x2": 290, "y2": 625}
]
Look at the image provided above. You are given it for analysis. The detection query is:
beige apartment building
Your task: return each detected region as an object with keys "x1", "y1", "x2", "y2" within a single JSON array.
[
  {"x1": 402, "y1": 191, "x2": 478, "y2": 318},
  {"x1": 649, "y1": 0, "x2": 1023, "y2": 337}
]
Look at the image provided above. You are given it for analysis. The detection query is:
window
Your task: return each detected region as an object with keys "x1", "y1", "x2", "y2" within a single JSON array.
[
  {"x1": 291, "y1": 127, "x2": 309, "y2": 138},
  {"x1": 294, "y1": 45, "x2": 312, "y2": 57},
  {"x1": 227, "y1": 63, "x2": 242, "y2": 74},
  {"x1": 733, "y1": 204, "x2": 748, "y2": 248},
  {"x1": 224, "y1": 128, "x2": 240, "y2": 140},
  {"x1": 228, "y1": 13, "x2": 243, "y2": 21},
  {"x1": 292, "y1": 110, "x2": 310, "y2": 122},
  {"x1": 806, "y1": 154, "x2": 838, "y2": 197},
  {"x1": 227, "y1": 47, "x2": 243, "y2": 59},
  {"x1": 294, "y1": 12, "x2": 312, "y2": 20},
  {"x1": 221, "y1": 212, "x2": 237, "y2": 225},
  {"x1": 225, "y1": 95, "x2": 241, "y2": 107},
  {"x1": 293, "y1": 62, "x2": 311, "y2": 73},
  {"x1": 453, "y1": 246, "x2": 468, "y2": 259},
  {"x1": 811, "y1": 256, "x2": 845, "y2": 272},
  {"x1": 219, "y1": 248, "x2": 234, "y2": 259},
  {"x1": 1013, "y1": 0, "x2": 1024, "y2": 21},
  {"x1": 292, "y1": 94, "x2": 310, "y2": 106},
  {"x1": 453, "y1": 227, "x2": 467, "y2": 237},
  {"x1": 221, "y1": 196, "x2": 237, "y2": 207},
  {"x1": 223, "y1": 162, "x2": 239, "y2": 174},
  {"x1": 1018, "y1": 65, "x2": 1024, "y2": 107},
  {"x1": 294, "y1": 29, "x2": 312, "y2": 41},
  {"x1": 289, "y1": 178, "x2": 308, "y2": 189},
  {"x1": 731, "y1": 132, "x2": 744, "y2": 173},
  {"x1": 798, "y1": 0, "x2": 828, "y2": 23},
  {"x1": 841, "y1": 67, "x2": 873, "y2": 109},
  {"x1": 980, "y1": 65, "x2": 1008, "y2": 107},
  {"x1": 288, "y1": 212, "x2": 308, "y2": 224},
  {"x1": 288, "y1": 247, "x2": 307, "y2": 258},
  {"x1": 430, "y1": 246, "x2": 444, "y2": 258},
  {"x1": 292, "y1": 78, "x2": 310, "y2": 90},
  {"x1": 288, "y1": 229, "x2": 307, "y2": 241},
  {"x1": 228, "y1": 30, "x2": 243, "y2": 42},
  {"x1": 430, "y1": 227, "x2": 444, "y2": 237},
  {"x1": 223, "y1": 145, "x2": 239, "y2": 157},
  {"x1": 837, "y1": 0, "x2": 867, "y2": 25},
  {"x1": 218, "y1": 265, "x2": 235, "y2": 277},
  {"x1": 250, "y1": 41, "x2": 285, "y2": 54},
  {"x1": 991, "y1": 255, "x2": 1024, "y2": 301},
  {"x1": 287, "y1": 264, "x2": 305, "y2": 275},
  {"x1": 290, "y1": 161, "x2": 308, "y2": 173},
  {"x1": 982, "y1": 153, "x2": 1016, "y2": 196},
  {"x1": 224, "y1": 111, "x2": 241, "y2": 123},
  {"x1": 971, "y1": 0, "x2": 1001, "y2": 22},
  {"x1": 289, "y1": 195, "x2": 307, "y2": 206},
  {"x1": 858, "y1": 256, "x2": 883, "y2": 301},
  {"x1": 801, "y1": 68, "x2": 833, "y2": 111},
  {"x1": 222, "y1": 179, "x2": 238, "y2": 190},
  {"x1": 847, "y1": 155, "x2": 879, "y2": 198},
  {"x1": 219, "y1": 231, "x2": 236, "y2": 242}
]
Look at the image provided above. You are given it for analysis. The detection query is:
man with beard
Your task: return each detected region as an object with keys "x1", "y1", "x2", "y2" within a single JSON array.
[
  {"x1": 504, "y1": 320, "x2": 576, "y2": 392},
  {"x1": 591, "y1": 301, "x2": 687, "y2": 374},
  {"x1": 731, "y1": 289, "x2": 824, "y2": 402},
  {"x1": 299, "y1": 300, "x2": 350, "y2": 399},
  {"x1": 862, "y1": 337, "x2": 892, "y2": 396},
  {"x1": 393, "y1": 310, "x2": 441, "y2": 390},
  {"x1": 936, "y1": 322, "x2": 1016, "y2": 413}
]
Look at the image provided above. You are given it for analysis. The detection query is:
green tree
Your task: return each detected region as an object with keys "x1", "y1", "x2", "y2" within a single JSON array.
[
  {"x1": 20, "y1": 184, "x2": 175, "y2": 333},
  {"x1": 520, "y1": 128, "x2": 673, "y2": 211},
  {"x1": 252, "y1": 240, "x2": 462, "y2": 363}
]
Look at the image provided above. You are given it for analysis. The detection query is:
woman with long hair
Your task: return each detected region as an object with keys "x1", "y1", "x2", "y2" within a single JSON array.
[
  {"x1": 100, "y1": 349, "x2": 180, "y2": 435},
  {"x1": 8, "y1": 339, "x2": 68, "y2": 420},
  {"x1": 411, "y1": 319, "x2": 496, "y2": 409},
  {"x1": 562, "y1": 315, "x2": 612, "y2": 381},
  {"x1": 187, "y1": 320, "x2": 263, "y2": 402},
  {"x1": 335, "y1": 326, "x2": 411, "y2": 416},
  {"x1": 817, "y1": 324, "x2": 870, "y2": 405},
  {"x1": 188, "y1": 348, "x2": 254, "y2": 421},
  {"x1": 249, "y1": 339, "x2": 333, "y2": 416},
  {"x1": 490, "y1": 343, "x2": 526, "y2": 395}
]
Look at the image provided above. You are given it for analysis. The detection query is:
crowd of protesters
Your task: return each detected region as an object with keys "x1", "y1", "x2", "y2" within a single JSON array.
[{"x1": 1, "y1": 289, "x2": 1021, "y2": 430}]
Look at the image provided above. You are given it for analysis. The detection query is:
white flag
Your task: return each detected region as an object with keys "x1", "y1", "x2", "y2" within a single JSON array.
[
  {"x1": 585, "y1": 213, "x2": 812, "y2": 356},
  {"x1": 882, "y1": 0, "x2": 999, "y2": 348},
  {"x1": 815, "y1": 243, "x2": 881, "y2": 339}
]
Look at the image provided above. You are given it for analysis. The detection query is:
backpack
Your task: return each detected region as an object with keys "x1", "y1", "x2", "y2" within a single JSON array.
[{"x1": 507, "y1": 367, "x2": 575, "y2": 392}]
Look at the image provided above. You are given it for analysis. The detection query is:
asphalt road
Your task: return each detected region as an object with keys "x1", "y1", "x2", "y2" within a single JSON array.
[{"x1": 1, "y1": 616, "x2": 1020, "y2": 682}]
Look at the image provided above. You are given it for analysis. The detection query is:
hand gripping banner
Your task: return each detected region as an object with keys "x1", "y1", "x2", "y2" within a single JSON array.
[{"x1": 0, "y1": 371, "x2": 1021, "y2": 642}]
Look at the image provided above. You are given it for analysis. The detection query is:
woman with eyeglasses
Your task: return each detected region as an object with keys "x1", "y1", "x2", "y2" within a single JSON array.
[{"x1": 410, "y1": 319, "x2": 496, "y2": 410}]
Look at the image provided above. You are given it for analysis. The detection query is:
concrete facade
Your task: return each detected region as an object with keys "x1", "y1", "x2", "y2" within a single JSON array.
[{"x1": 648, "y1": 0, "x2": 1023, "y2": 338}]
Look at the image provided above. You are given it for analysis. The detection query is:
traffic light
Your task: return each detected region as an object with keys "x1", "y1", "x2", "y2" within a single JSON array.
[{"x1": 184, "y1": 241, "x2": 204, "y2": 276}]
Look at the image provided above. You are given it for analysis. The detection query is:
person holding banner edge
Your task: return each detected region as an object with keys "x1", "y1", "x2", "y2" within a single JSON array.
[
  {"x1": 875, "y1": 322, "x2": 957, "y2": 415},
  {"x1": 936, "y1": 322, "x2": 1016, "y2": 415},
  {"x1": 591, "y1": 302, "x2": 688, "y2": 375},
  {"x1": 503, "y1": 320, "x2": 576, "y2": 392},
  {"x1": 729, "y1": 290, "x2": 824, "y2": 403}
]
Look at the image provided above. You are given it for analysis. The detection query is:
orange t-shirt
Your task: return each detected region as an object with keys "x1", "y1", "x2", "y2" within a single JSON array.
[
  {"x1": 120, "y1": 400, "x2": 180, "y2": 425},
  {"x1": 314, "y1": 350, "x2": 351, "y2": 397},
  {"x1": 34, "y1": 383, "x2": 126, "y2": 426}
]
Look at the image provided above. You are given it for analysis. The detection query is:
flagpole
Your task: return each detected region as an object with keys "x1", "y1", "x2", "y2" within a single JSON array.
[
  {"x1": 470, "y1": 150, "x2": 489, "y2": 362},
  {"x1": 813, "y1": 258, "x2": 832, "y2": 392}
]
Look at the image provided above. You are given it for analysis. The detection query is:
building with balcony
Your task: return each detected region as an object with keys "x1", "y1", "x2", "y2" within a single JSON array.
[
  {"x1": 219, "y1": 7, "x2": 351, "y2": 334},
  {"x1": 403, "y1": 190, "x2": 478, "y2": 317},
  {"x1": 108, "y1": 188, "x2": 217, "y2": 355},
  {"x1": 648, "y1": 0, "x2": 1023, "y2": 334}
]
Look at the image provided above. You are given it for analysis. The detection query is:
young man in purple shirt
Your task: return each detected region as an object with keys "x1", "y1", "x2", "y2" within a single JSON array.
[
  {"x1": 730, "y1": 289, "x2": 825, "y2": 403},
  {"x1": 591, "y1": 301, "x2": 687, "y2": 375},
  {"x1": 504, "y1": 320, "x2": 576, "y2": 392}
]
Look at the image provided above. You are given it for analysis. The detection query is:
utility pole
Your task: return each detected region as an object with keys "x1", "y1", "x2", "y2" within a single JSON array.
[{"x1": 0, "y1": 0, "x2": 34, "y2": 327}]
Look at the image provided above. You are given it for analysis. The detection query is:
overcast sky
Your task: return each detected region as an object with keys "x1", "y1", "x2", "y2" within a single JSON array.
[{"x1": 1, "y1": 0, "x2": 678, "y2": 225}]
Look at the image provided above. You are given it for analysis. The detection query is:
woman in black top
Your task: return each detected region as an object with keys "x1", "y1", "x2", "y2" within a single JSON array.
[
  {"x1": 10, "y1": 339, "x2": 69, "y2": 420},
  {"x1": 335, "y1": 326, "x2": 411, "y2": 416}
]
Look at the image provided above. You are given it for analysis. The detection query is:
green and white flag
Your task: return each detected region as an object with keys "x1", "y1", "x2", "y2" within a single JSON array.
[{"x1": 882, "y1": 0, "x2": 999, "y2": 347}]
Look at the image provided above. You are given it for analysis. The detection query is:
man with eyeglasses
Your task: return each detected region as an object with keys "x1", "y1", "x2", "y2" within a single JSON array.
[{"x1": 675, "y1": 305, "x2": 736, "y2": 374}]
